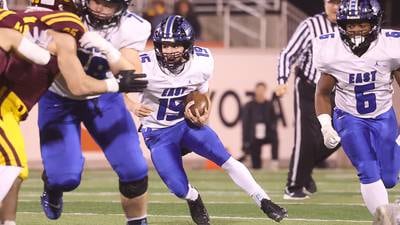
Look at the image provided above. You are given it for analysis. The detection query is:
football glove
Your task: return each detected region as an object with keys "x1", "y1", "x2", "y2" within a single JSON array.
[
  {"x1": 318, "y1": 114, "x2": 341, "y2": 149},
  {"x1": 25, "y1": 27, "x2": 53, "y2": 49},
  {"x1": 116, "y1": 70, "x2": 148, "y2": 93},
  {"x1": 79, "y1": 31, "x2": 121, "y2": 63}
]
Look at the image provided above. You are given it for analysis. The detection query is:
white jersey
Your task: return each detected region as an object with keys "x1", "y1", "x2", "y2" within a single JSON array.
[
  {"x1": 139, "y1": 46, "x2": 214, "y2": 129},
  {"x1": 49, "y1": 11, "x2": 151, "y2": 100},
  {"x1": 313, "y1": 29, "x2": 400, "y2": 118}
]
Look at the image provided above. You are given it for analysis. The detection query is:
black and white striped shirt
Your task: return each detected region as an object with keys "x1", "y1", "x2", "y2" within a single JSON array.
[{"x1": 278, "y1": 13, "x2": 338, "y2": 85}]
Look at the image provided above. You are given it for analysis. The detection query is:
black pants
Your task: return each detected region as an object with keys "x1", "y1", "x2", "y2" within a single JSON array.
[
  {"x1": 250, "y1": 135, "x2": 279, "y2": 169},
  {"x1": 286, "y1": 77, "x2": 338, "y2": 191}
]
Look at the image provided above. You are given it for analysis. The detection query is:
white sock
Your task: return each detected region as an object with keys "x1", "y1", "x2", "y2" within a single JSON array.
[
  {"x1": 360, "y1": 180, "x2": 389, "y2": 215},
  {"x1": 221, "y1": 157, "x2": 270, "y2": 207},
  {"x1": 185, "y1": 184, "x2": 199, "y2": 201},
  {"x1": 0, "y1": 166, "x2": 21, "y2": 202},
  {"x1": 126, "y1": 215, "x2": 147, "y2": 221},
  {"x1": 3, "y1": 221, "x2": 16, "y2": 225}
]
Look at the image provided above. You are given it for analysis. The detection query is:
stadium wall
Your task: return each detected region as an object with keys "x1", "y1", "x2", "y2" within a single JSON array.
[{"x1": 22, "y1": 48, "x2": 400, "y2": 169}]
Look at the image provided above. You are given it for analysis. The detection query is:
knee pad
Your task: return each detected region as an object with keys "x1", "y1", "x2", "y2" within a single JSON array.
[
  {"x1": 357, "y1": 161, "x2": 380, "y2": 184},
  {"x1": 43, "y1": 171, "x2": 81, "y2": 192},
  {"x1": 119, "y1": 176, "x2": 148, "y2": 199}
]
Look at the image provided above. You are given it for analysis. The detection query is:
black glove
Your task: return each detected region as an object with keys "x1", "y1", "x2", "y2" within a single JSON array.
[{"x1": 116, "y1": 70, "x2": 148, "y2": 93}]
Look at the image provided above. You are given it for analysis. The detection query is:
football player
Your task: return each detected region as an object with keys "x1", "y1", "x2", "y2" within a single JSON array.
[
  {"x1": 314, "y1": 0, "x2": 400, "y2": 221},
  {"x1": 36, "y1": 0, "x2": 151, "y2": 224},
  {"x1": 136, "y1": 15, "x2": 288, "y2": 224},
  {"x1": 0, "y1": 6, "x2": 52, "y2": 209},
  {"x1": 0, "y1": 1, "x2": 147, "y2": 224}
]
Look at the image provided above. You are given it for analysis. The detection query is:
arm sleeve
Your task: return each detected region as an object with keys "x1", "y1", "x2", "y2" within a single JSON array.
[
  {"x1": 41, "y1": 12, "x2": 86, "y2": 41},
  {"x1": 119, "y1": 18, "x2": 151, "y2": 51},
  {"x1": 312, "y1": 37, "x2": 332, "y2": 75},
  {"x1": 0, "y1": 10, "x2": 23, "y2": 31},
  {"x1": 277, "y1": 20, "x2": 312, "y2": 84},
  {"x1": 197, "y1": 48, "x2": 214, "y2": 94}
]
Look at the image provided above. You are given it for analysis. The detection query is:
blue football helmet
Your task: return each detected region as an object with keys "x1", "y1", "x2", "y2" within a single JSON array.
[
  {"x1": 153, "y1": 15, "x2": 195, "y2": 74},
  {"x1": 81, "y1": 0, "x2": 131, "y2": 29},
  {"x1": 337, "y1": 0, "x2": 383, "y2": 56}
]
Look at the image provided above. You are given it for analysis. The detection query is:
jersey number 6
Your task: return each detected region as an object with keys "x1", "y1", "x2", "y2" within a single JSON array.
[{"x1": 354, "y1": 83, "x2": 377, "y2": 114}]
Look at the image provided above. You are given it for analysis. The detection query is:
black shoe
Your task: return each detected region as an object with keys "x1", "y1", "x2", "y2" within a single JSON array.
[
  {"x1": 126, "y1": 218, "x2": 148, "y2": 225},
  {"x1": 304, "y1": 178, "x2": 317, "y2": 195},
  {"x1": 40, "y1": 190, "x2": 63, "y2": 220},
  {"x1": 260, "y1": 199, "x2": 288, "y2": 222},
  {"x1": 187, "y1": 195, "x2": 210, "y2": 225},
  {"x1": 283, "y1": 187, "x2": 309, "y2": 200}
]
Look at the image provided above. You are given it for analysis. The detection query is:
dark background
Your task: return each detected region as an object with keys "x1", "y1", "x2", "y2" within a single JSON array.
[{"x1": 288, "y1": 0, "x2": 400, "y2": 28}]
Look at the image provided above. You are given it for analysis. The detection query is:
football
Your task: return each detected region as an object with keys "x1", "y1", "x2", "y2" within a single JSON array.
[{"x1": 184, "y1": 91, "x2": 209, "y2": 116}]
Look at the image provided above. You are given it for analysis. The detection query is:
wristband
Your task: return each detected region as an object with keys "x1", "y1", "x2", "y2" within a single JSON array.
[
  {"x1": 317, "y1": 114, "x2": 332, "y2": 127},
  {"x1": 105, "y1": 78, "x2": 119, "y2": 92},
  {"x1": 17, "y1": 37, "x2": 51, "y2": 65}
]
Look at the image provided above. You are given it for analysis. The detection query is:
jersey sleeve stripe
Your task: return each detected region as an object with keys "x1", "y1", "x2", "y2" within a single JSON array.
[
  {"x1": 0, "y1": 10, "x2": 15, "y2": 21},
  {"x1": 23, "y1": 16, "x2": 37, "y2": 24},
  {"x1": 41, "y1": 12, "x2": 81, "y2": 22},
  {"x1": 44, "y1": 17, "x2": 86, "y2": 32}
]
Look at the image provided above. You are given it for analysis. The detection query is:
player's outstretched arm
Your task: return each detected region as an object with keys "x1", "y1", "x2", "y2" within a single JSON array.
[
  {"x1": 50, "y1": 30, "x2": 147, "y2": 95},
  {"x1": 50, "y1": 30, "x2": 111, "y2": 96},
  {"x1": 0, "y1": 28, "x2": 50, "y2": 65},
  {"x1": 315, "y1": 73, "x2": 340, "y2": 149}
]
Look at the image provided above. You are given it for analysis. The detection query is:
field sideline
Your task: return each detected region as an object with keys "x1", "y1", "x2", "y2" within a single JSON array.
[{"x1": 16, "y1": 169, "x2": 400, "y2": 225}]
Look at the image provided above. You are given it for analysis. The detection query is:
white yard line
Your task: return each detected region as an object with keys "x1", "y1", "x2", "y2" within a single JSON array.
[
  {"x1": 20, "y1": 190, "x2": 366, "y2": 197},
  {"x1": 18, "y1": 199, "x2": 366, "y2": 206},
  {"x1": 19, "y1": 212, "x2": 371, "y2": 223}
]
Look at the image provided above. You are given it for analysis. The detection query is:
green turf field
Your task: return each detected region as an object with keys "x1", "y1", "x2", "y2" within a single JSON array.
[{"x1": 16, "y1": 168, "x2": 399, "y2": 225}]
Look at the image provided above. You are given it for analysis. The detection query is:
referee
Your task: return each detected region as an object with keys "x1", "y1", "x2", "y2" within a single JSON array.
[{"x1": 275, "y1": 0, "x2": 341, "y2": 200}]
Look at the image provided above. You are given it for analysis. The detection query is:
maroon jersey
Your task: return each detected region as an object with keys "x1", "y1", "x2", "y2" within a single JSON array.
[
  {"x1": 0, "y1": 9, "x2": 23, "y2": 31},
  {"x1": 0, "y1": 11, "x2": 86, "y2": 112},
  {"x1": 19, "y1": 10, "x2": 86, "y2": 40}
]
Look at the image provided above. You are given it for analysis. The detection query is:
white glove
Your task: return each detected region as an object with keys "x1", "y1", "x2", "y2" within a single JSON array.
[
  {"x1": 18, "y1": 27, "x2": 51, "y2": 65},
  {"x1": 79, "y1": 31, "x2": 121, "y2": 63},
  {"x1": 318, "y1": 114, "x2": 341, "y2": 149},
  {"x1": 24, "y1": 27, "x2": 53, "y2": 49}
]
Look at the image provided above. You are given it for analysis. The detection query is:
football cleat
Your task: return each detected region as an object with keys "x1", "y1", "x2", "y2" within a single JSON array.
[
  {"x1": 126, "y1": 218, "x2": 148, "y2": 225},
  {"x1": 283, "y1": 187, "x2": 309, "y2": 200},
  {"x1": 40, "y1": 191, "x2": 63, "y2": 220},
  {"x1": 373, "y1": 204, "x2": 400, "y2": 225},
  {"x1": 187, "y1": 195, "x2": 210, "y2": 225},
  {"x1": 304, "y1": 178, "x2": 317, "y2": 195},
  {"x1": 260, "y1": 199, "x2": 288, "y2": 222}
]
